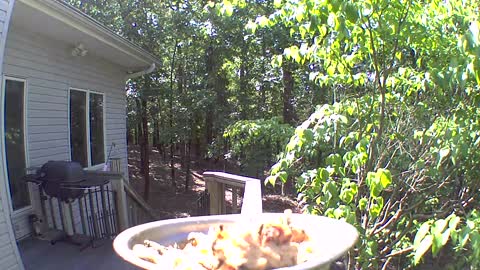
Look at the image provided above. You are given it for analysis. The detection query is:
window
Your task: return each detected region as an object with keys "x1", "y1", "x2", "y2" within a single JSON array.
[
  {"x1": 69, "y1": 89, "x2": 105, "y2": 167},
  {"x1": 3, "y1": 77, "x2": 29, "y2": 210}
]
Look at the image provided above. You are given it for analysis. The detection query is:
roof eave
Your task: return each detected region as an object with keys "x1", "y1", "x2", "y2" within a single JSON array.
[{"x1": 18, "y1": 0, "x2": 161, "y2": 70}]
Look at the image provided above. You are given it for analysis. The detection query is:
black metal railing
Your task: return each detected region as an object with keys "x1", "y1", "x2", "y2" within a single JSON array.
[
  {"x1": 78, "y1": 186, "x2": 118, "y2": 239},
  {"x1": 41, "y1": 183, "x2": 118, "y2": 248}
]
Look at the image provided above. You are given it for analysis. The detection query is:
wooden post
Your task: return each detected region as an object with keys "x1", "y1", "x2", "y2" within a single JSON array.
[
  {"x1": 203, "y1": 172, "x2": 262, "y2": 215},
  {"x1": 109, "y1": 158, "x2": 129, "y2": 231},
  {"x1": 205, "y1": 177, "x2": 225, "y2": 215}
]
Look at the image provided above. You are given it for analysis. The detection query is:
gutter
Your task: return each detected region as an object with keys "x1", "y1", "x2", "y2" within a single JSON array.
[{"x1": 125, "y1": 63, "x2": 156, "y2": 80}]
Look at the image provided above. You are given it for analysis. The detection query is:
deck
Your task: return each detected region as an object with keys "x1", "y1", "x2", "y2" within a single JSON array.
[
  {"x1": 17, "y1": 172, "x2": 261, "y2": 270},
  {"x1": 18, "y1": 237, "x2": 137, "y2": 270}
]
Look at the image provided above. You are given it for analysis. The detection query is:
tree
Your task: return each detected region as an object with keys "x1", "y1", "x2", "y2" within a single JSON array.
[{"x1": 252, "y1": 0, "x2": 480, "y2": 268}]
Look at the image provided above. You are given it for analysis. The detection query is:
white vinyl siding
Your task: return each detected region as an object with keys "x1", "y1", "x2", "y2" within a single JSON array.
[
  {"x1": 2, "y1": 24, "x2": 129, "y2": 241},
  {"x1": 4, "y1": 25, "x2": 129, "y2": 175},
  {"x1": 0, "y1": 0, "x2": 25, "y2": 269}
]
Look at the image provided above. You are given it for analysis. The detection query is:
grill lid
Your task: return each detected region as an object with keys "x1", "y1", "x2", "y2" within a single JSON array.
[{"x1": 37, "y1": 161, "x2": 86, "y2": 183}]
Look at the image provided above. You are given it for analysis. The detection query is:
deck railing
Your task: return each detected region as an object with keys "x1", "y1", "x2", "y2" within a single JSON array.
[
  {"x1": 124, "y1": 182, "x2": 160, "y2": 226},
  {"x1": 109, "y1": 161, "x2": 263, "y2": 232},
  {"x1": 203, "y1": 171, "x2": 262, "y2": 215},
  {"x1": 109, "y1": 158, "x2": 159, "y2": 229}
]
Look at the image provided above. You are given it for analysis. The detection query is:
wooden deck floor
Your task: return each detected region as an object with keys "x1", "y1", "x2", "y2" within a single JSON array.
[{"x1": 18, "y1": 237, "x2": 137, "y2": 270}]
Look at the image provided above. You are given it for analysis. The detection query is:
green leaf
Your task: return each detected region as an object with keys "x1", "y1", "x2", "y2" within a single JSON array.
[
  {"x1": 256, "y1": 16, "x2": 269, "y2": 27},
  {"x1": 271, "y1": 162, "x2": 282, "y2": 174},
  {"x1": 377, "y1": 169, "x2": 392, "y2": 189},
  {"x1": 324, "y1": 181, "x2": 339, "y2": 200},
  {"x1": 414, "y1": 235, "x2": 433, "y2": 265},
  {"x1": 273, "y1": 0, "x2": 282, "y2": 8},
  {"x1": 368, "y1": 197, "x2": 383, "y2": 218},
  {"x1": 441, "y1": 228, "x2": 451, "y2": 246},
  {"x1": 272, "y1": 54, "x2": 283, "y2": 67},
  {"x1": 333, "y1": 207, "x2": 344, "y2": 219},
  {"x1": 439, "y1": 148, "x2": 450, "y2": 161},
  {"x1": 278, "y1": 171, "x2": 288, "y2": 183},
  {"x1": 344, "y1": 3, "x2": 359, "y2": 23},
  {"x1": 327, "y1": 65, "x2": 336, "y2": 76},
  {"x1": 370, "y1": 181, "x2": 382, "y2": 198},
  {"x1": 265, "y1": 175, "x2": 276, "y2": 186},
  {"x1": 414, "y1": 222, "x2": 431, "y2": 248},
  {"x1": 295, "y1": 10, "x2": 304, "y2": 22},
  {"x1": 223, "y1": 0, "x2": 233, "y2": 16},
  {"x1": 340, "y1": 187, "x2": 354, "y2": 204},
  {"x1": 448, "y1": 215, "x2": 461, "y2": 230},
  {"x1": 303, "y1": 129, "x2": 314, "y2": 143},
  {"x1": 432, "y1": 219, "x2": 448, "y2": 236},
  {"x1": 316, "y1": 168, "x2": 329, "y2": 182},
  {"x1": 358, "y1": 198, "x2": 368, "y2": 211}
]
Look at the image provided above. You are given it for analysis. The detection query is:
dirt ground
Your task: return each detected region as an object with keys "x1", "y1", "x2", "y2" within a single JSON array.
[{"x1": 127, "y1": 145, "x2": 299, "y2": 219}]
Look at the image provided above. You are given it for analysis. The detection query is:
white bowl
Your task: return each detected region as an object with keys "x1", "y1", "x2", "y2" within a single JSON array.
[{"x1": 113, "y1": 213, "x2": 358, "y2": 270}]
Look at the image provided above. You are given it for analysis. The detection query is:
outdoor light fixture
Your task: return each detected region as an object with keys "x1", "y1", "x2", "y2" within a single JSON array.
[{"x1": 71, "y1": 43, "x2": 88, "y2": 57}]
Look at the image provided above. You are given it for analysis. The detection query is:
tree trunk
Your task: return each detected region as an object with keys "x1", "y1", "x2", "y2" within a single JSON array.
[
  {"x1": 169, "y1": 39, "x2": 179, "y2": 189},
  {"x1": 127, "y1": 128, "x2": 133, "y2": 146},
  {"x1": 282, "y1": 63, "x2": 296, "y2": 125},
  {"x1": 152, "y1": 118, "x2": 159, "y2": 148},
  {"x1": 260, "y1": 35, "x2": 268, "y2": 118},
  {"x1": 141, "y1": 101, "x2": 150, "y2": 200},
  {"x1": 239, "y1": 56, "x2": 248, "y2": 119},
  {"x1": 282, "y1": 63, "x2": 296, "y2": 194},
  {"x1": 184, "y1": 139, "x2": 192, "y2": 192},
  {"x1": 136, "y1": 122, "x2": 142, "y2": 146},
  {"x1": 141, "y1": 78, "x2": 150, "y2": 201},
  {"x1": 204, "y1": 110, "x2": 213, "y2": 149},
  {"x1": 170, "y1": 141, "x2": 175, "y2": 188},
  {"x1": 204, "y1": 45, "x2": 215, "y2": 156},
  {"x1": 135, "y1": 99, "x2": 145, "y2": 175}
]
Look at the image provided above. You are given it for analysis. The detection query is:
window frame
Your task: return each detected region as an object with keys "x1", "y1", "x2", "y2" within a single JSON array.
[
  {"x1": 1, "y1": 75, "x2": 32, "y2": 214},
  {"x1": 68, "y1": 87, "x2": 107, "y2": 169}
]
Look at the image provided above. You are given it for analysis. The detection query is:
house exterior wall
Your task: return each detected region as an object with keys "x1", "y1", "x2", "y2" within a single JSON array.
[
  {"x1": 2, "y1": 23, "x2": 129, "y2": 240},
  {"x1": 0, "y1": 0, "x2": 26, "y2": 269}
]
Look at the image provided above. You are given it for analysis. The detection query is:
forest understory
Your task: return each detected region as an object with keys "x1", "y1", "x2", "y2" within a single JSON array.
[{"x1": 127, "y1": 145, "x2": 299, "y2": 219}]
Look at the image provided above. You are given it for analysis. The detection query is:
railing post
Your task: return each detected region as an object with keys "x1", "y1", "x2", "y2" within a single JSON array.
[
  {"x1": 232, "y1": 188, "x2": 239, "y2": 214},
  {"x1": 205, "y1": 176, "x2": 226, "y2": 215},
  {"x1": 109, "y1": 158, "x2": 129, "y2": 230},
  {"x1": 241, "y1": 179, "x2": 262, "y2": 215},
  {"x1": 203, "y1": 172, "x2": 262, "y2": 215}
]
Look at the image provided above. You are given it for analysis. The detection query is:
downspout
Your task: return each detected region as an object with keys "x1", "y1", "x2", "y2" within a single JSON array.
[{"x1": 125, "y1": 63, "x2": 156, "y2": 80}]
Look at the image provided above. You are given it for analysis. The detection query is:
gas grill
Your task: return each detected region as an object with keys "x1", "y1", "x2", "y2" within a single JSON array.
[
  {"x1": 24, "y1": 161, "x2": 119, "y2": 249},
  {"x1": 34, "y1": 161, "x2": 87, "y2": 202}
]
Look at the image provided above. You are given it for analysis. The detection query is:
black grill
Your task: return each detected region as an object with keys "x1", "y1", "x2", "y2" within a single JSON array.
[
  {"x1": 24, "y1": 160, "x2": 119, "y2": 248},
  {"x1": 35, "y1": 161, "x2": 86, "y2": 201}
]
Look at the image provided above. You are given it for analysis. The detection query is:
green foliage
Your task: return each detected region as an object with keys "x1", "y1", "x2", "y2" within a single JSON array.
[
  {"x1": 256, "y1": 0, "x2": 480, "y2": 268},
  {"x1": 223, "y1": 118, "x2": 293, "y2": 177}
]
